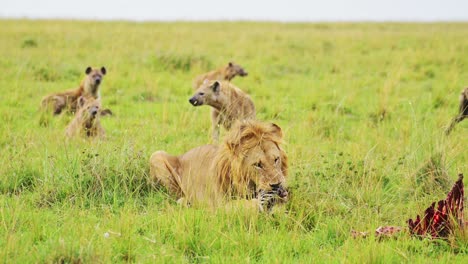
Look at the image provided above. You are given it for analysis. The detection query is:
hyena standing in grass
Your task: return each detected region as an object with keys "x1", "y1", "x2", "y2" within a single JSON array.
[
  {"x1": 66, "y1": 96, "x2": 105, "y2": 138},
  {"x1": 192, "y1": 62, "x2": 248, "y2": 89},
  {"x1": 41, "y1": 66, "x2": 109, "y2": 115},
  {"x1": 189, "y1": 80, "x2": 256, "y2": 141},
  {"x1": 446, "y1": 87, "x2": 468, "y2": 135}
]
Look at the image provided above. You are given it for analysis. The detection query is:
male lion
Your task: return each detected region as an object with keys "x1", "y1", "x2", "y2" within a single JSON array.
[
  {"x1": 149, "y1": 120, "x2": 288, "y2": 211},
  {"x1": 41, "y1": 66, "x2": 108, "y2": 115},
  {"x1": 189, "y1": 80, "x2": 256, "y2": 141},
  {"x1": 192, "y1": 62, "x2": 248, "y2": 89},
  {"x1": 65, "y1": 96, "x2": 105, "y2": 138}
]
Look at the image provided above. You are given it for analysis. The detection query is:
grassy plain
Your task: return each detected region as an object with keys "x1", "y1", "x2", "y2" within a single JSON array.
[{"x1": 0, "y1": 20, "x2": 467, "y2": 263}]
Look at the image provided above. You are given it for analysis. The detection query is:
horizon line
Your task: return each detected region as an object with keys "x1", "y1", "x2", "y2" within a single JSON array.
[{"x1": 1, "y1": 16, "x2": 468, "y2": 23}]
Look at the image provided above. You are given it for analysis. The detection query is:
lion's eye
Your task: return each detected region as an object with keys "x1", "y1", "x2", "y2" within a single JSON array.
[{"x1": 253, "y1": 162, "x2": 263, "y2": 169}]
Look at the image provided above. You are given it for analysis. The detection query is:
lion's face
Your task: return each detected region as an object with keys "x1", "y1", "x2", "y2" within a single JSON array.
[
  {"x1": 219, "y1": 121, "x2": 288, "y2": 201},
  {"x1": 244, "y1": 140, "x2": 287, "y2": 198}
]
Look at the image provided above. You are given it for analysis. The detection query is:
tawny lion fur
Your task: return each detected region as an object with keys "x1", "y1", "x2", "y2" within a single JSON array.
[
  {"x1": 189, "y1": 80, "x2": 256, "y2": 141},
  {"x1": 192, "y1": 62, "x2": 248, "y2": 89},
  {"x1": 149, "y1": 120, "x2": 288, "y2": 209},
  {"x1": 41, "y1": 66, "x2": 106, "y2": 115},
  {"x1": 65, "y1": 96, "x2": 105, "y2": 138}
]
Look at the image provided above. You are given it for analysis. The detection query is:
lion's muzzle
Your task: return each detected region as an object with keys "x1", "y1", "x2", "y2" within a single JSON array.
[
  {"x1": 270, "y1": 183, "x2": 288, "y2": 200},
  {"x1": 278, "y1": 187, "x2": 288, "y2": 199}
]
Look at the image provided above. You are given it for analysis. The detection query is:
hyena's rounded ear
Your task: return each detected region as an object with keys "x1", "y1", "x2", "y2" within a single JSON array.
[
  {"x1": 100, "y1": 67, "x2": 106, "y2": 75},
  {"x1": 78, "y1": 96, "x2": 87, "y2": 108},
  {"x1": 85, "y1": 66, "x2": 92, "y2": 75},
  {"x1": 228, "y1": 62, "x2": 233, "y2": 67},
  {"x1": 211, "y1": 81, "x2": 220, "y2": 93}
]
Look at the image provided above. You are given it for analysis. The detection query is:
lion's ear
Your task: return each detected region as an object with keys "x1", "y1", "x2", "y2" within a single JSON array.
[
  {"x1": 226, "y1": 141, "x2": 237, "y2": 154},
  {"x1": 226, "y1": 123, "x2": 248, "y2": 156},
  {"x1": 226, "y1": 137, "x2": 242, "y2": 157},
  {"x1": 270, "y1": 123, "x2": 283, "y2": 138}
]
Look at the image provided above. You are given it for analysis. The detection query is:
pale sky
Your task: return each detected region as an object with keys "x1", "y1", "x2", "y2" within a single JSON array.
[{"x1": 1, "y1": 0, "x2": 467, "y2": 22}]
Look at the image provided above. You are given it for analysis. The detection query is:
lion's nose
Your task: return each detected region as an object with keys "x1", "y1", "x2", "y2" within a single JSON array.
[
  {"x1": 270, "y1": 183, "x2": 288, "y2": 199},
  {"x1": 278, "y1": 188, "x2": 288, "y2": 199}
]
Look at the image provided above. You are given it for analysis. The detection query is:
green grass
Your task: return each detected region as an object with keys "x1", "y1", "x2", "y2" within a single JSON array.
[{"x1": 0, "y1": 20, "x2": 467, "y2": 263}]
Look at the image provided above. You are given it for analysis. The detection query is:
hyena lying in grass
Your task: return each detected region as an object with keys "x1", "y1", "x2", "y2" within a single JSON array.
[
  {"x1": 192, "y1": 62, "x2": 248, "y2": 89},
  {"x1": 66, "y1": 96, "x2": 105, "y2": 138},
  {"x1": 446, "y1": 87, "x2": 468, "y2": 135},
  {"x1": 189, "y1": 80, "x2": 256, "y2": 141},
  {"x1": 41, "y1": 66, "x2": 111, "y2": 115}
]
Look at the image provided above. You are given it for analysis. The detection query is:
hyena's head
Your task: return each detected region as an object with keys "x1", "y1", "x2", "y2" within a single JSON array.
[
  {"x1": 189, "y1": 80, "x2": 221, "y2": 107},
  {"x1": 84, "y1": 66, "x2": 106, "y2": 92},
  {"x1": 76, "y1": 96, "x2": 101, "y2": 124},
  {"x1": 224, "y1": 62, "x2": 248, "y2": 80}
]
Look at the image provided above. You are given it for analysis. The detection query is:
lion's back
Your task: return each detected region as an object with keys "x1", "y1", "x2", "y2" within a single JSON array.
[
  {"x1": 180, "y1": 144, "x2": 219, "y2": 177},
  {"x1": 178, "y1": 144, "x2": 221, "y2": 202}
]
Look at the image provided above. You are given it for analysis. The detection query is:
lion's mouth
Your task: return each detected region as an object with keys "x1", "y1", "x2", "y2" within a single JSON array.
[
  {"x1": 269, "y1": 183, "x2": 288, "y2": 199},
  {"x1": 278, "y1": 188, "x2": 288, "y2": 199},
  {"x1": 259, "y1": 186, "x2": 289, "y2": 200}
]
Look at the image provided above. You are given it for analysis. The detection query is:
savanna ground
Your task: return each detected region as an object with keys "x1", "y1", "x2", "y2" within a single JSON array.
[{"x1": 0, "y1": 20, "x2": 467, "y2": 263}]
